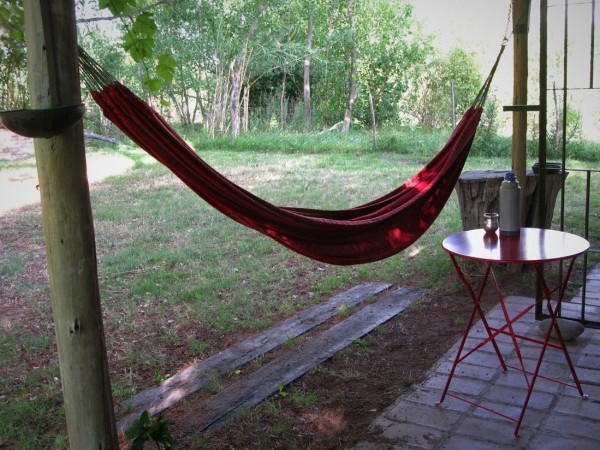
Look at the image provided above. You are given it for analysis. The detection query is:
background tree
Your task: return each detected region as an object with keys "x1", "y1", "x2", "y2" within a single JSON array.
[
  {"x1": 304, "y1": 0, "x2": 313, "y2": 132},
  {"x1": 229, "y1": 0, "x2": 264, "y2": 142},
  {"x1": 403, "y1": 47, "x2": 483, "y2": 128},
  {"x1": 66, "y1": 1, "x2": 459, "y2": 137},
  {"x1": 354, "y1": 1, "x2": 430, "y2": 128},
  {"x1": 341, "y1": 0, "x2": 358, "y2": 132},
  {"x1": 0, "y1": 0, "x2": 27, "y2": 109}
]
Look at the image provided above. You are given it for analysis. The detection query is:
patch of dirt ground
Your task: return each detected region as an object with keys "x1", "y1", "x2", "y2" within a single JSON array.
[
  {"x1": 0, "y1": 124, "x2": 134, "y2": 215},
  {"x1": 162, "y1": 282, "x2": 502, "y2": 449}
]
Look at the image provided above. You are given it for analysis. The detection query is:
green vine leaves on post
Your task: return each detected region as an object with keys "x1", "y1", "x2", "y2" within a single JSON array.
[{"x1": 98, "y1": 0, "x2": 176, "y2": 94}]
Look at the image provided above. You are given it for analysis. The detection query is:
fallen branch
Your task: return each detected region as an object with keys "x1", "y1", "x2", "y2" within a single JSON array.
[
  {"x1": 84, "y1": 132, "x2": 118, "y2": 145},
  {"x1": 319, "y1": 121, "x2": 344, "y2": 134}
]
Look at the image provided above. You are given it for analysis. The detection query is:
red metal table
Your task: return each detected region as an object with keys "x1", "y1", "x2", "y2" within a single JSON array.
[{"x1": 438, "y1": 227, "x2": 589, "y2": 437}]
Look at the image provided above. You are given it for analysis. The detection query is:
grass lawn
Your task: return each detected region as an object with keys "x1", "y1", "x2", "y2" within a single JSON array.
[{"x1": 0, "y1": 137, "x2": 598, "y2": 448}]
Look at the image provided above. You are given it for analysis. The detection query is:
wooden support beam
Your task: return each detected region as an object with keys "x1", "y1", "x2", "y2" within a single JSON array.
[
  {"x1": 23, "y1": 1, "x2": 118, "y2": 448},
  {"x1": 503, "y1": 104, "x2": 540, "y2": 112},
  {"x1": 513, "y1": 0, "x2": 531, "y2": 225}
]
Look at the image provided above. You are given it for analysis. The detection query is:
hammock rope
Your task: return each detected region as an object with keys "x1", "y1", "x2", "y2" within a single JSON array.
[{"x1": 79, "y1": 39, "x2": 506, "y2": 266}]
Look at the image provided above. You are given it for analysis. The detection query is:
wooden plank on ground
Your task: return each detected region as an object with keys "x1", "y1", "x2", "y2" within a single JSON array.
[
  {"x1": 183, "y1": 286, "x2": 420, "y2": 434},
  {"x1": 117, "y1": 282, "x2": 391, "y2": 432}
]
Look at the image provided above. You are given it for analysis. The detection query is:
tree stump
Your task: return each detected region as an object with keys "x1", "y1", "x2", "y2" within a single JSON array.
[{"x1": 455, "y1": 170, "x2": 567, "y2": 231}]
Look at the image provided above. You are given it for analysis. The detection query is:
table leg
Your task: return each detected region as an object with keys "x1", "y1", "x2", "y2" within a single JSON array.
[
  {"x1": 489, "y1": 269, "x2": 531, "y2": 389},
  {"x1": 513, "y1": 258, "x2": 586, "y2": 436},
  {"x1": 438, "y1": 258, "x2": 507, "y2": 405}
]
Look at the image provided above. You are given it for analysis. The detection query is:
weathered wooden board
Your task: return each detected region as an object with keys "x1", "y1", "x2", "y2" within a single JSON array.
[
  {"x1": 182, "y1": 286, "x2": 420, "y2": 434},
  {"x1": 117, "y1": 281, "x2": 391, "y2": 432}
]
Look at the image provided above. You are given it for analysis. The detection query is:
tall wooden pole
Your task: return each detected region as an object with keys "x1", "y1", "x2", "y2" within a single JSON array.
[
  {"x1": 23, "y1": 1, "x2": 118, "y2": 448},
  {"x1": 513, "y1": 0, "x2": 531, "y2": 223}
]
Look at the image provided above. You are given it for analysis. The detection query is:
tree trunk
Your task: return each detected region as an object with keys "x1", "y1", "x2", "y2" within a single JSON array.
[
  {"x1": 342, "y1": 0, "x2": 357, "y2": 133},
  {"x1": 242, "y1": 83, "x2": 250, "y2": 133},
  {"x1": 218, "y1": 67, "x2": 230, "y2": 137},
  {"x1": 229, "y1": 60, "x2": 242, "y2": 142},
  {"x1": 455, "y1": 170, "x2": 566, "y2": 231},
  {"x1": 369, "y1": 91, "x2": 377, "y2": 148},
  {"x1": 304, "y1": 1, "x2": 313, "y2": 132},
  {"x1": 208, "y1": 63, "x2": 229, "y2": 138},
  {"x1": 552, "y1": 82, "x2": 562, "y2": 151},
  {"x1": 281, "y1": 69, "x2": 287, "y2": 130},
  {"x1": 230, "y1": 1, "x2": 264, "y2": 143},
  {"x1": 168, "y1": 89, "x2": 188, "y2": 126},
  {"x1": 23, "y1": 1, "x2": 118, "y2": 448}
]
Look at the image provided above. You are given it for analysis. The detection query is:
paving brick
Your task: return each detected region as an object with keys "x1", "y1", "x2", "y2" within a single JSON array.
[
  {"x1": 385, "y1": 401, "x2": 462, "y2": 431},
  {"x1": 542, "y1": 415, "x2": 600, "y2": 440},
  {"x1": 438, "y1": 435, "x2": 519, "y2": 450},
  {"x1": 460, "y1": 337, "x2": 515, "y2": 357},
  {"x1": 561, "y1": 382, "x2": 600, "y2": 399},
  {"x1": 576, "y1": 353, "x2": 600, "y2": 369},
  {"x1": 529, "y1": 434, "x2": 600, "y2": 450},
  {"x1": 454, "y1": 416, "x2": 534, "y2": 445},
  {"x1": 518, "y1": 342, "x2": 574, "y2": 364},
  {"x1": 581, "y1": 342, "x2": 600, "y2": 356},
  {"x1": 467, "y1": 399, "x2": 525, "y2": 422},
  {"x1": 380, "y1": 422, "x2": 444, "y2": 449},
  {"x1": 424, "y1": 373, "x2": 487, "y2": 397},
  {"x1": 503, "y1": 356, "x2": 570, "y2": 379},
  {"x1": 485, "y1": 384, "x2": 555, "y2": 410},
  {"x1": 403, "y1": 388, "x2": 471, "y2": 413},
  {"x1": 434, "y1": 361, "x2": 497, "y2": 381},
  {"x1": 454, "y1": 346, "x2": 506, "y2": 369},
  {"x1": 354, "y1": 271, "x2": 600, "y2": 450},
  {"x1": 553, "y1": 395, "x2": 600, "y2": 418},
  {"x1": 470, "y1": 400, "x2": 546, "y2": 427},
  {"x1": 572, "y1": 366, "x2": 600, "y2": 385},
  {"x1": 370, "y1": 414, "x2": 397, "y2": 432},
  {"x1": 493, "y1": 369, "x2": 562, "y2": 394}
]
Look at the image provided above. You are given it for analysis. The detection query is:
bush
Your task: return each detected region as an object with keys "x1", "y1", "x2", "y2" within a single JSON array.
[
  {"x1": 471, "y1": 131, "x2": 511, "y2": 158},
  {"x1": 567, "y1": 140, "x2": 600, "y2": 162},
  {"x1": 527, "y1": 138, "x2": 600, "y2": 163}
]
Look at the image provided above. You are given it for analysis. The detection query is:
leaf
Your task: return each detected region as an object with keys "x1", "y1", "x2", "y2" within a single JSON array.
[
  {"x1": 129, "y1": 441, "x2": 145, "y2": 450},
  {"x1": 99, "y1": 0, "x2": 137, "y2": 16},
  {"x1": 125, "y1": 410, "x2": 150, "y2": 440},
  {"x1": 139, "y1": 410, "x2": 150, "y2": 425},
  {"x1": 123, "y1": 34, "x2": 154, "y2": 62},
  {"x1": 132, "y1": 12, "x2": 157, "y2": 37},
  {"x1": 156, "y1": 53, "x2": 177, "y2": 83},
  {"x1": 0, "y1": 6, "x2": 9, "y2": 21},
  {"x1": 142, "y1": 75, "x2": 164, "y2": 93},
  {"x1": 9, "y1": 29, "x2": 23, "y2": 42}
]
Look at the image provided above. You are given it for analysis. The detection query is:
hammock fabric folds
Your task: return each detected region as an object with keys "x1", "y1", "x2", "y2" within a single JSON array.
[{"x1": 81, "y1": 54, "x2": 484, "y2": 265}]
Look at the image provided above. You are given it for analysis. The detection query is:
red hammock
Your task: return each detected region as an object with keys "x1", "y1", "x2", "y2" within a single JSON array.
[{"x1": 80, "y1": 52, "x2": 492, "y2": 265}]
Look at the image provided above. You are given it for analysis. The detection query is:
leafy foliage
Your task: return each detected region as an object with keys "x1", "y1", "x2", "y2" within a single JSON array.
[
  {"x1": 125, "y1": 410, "x2": 174, "y2": 450},
  {"x1": 98, "y1": 0, "x2": 175, "y2": 92},
  {"x1": 402, "y1": 47, "x2": 483, "y2": 128},
  {"x1": 0, "y1": 0, "x2": 27, "y2": 109}
]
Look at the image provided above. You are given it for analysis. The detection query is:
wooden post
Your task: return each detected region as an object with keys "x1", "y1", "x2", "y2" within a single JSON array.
[
  {"x1": 23, "y1": 1, "x2": 118, "y2": 448},
  {"x1": 513, "y1": 0, "x2": 531, "y2": 224}
]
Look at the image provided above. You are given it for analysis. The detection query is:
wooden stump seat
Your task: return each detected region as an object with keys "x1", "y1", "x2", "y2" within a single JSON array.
[{"x1": 454, "y1": 170, "x2": 567, "y2": 231}]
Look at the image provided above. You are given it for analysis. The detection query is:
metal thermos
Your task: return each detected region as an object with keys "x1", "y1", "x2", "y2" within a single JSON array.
[{"x1": 499, "y1": 172, "x2": 520, "y2": 236}]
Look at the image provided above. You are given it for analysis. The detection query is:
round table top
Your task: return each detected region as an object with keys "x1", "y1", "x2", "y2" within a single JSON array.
[{"x1": 442, "y1": 228, "x2": 590, "y2": 263}]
